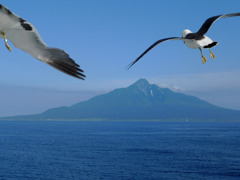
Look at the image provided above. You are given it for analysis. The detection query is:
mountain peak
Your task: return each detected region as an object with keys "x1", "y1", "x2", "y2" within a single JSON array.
[
  {"x1": 131, "y1": 78, "x2": 150, "y2": 88},
  {"x1": 135, "y1": 78, "x2": 150, "y2": 85},
  {"x1": 127, "y1": 78, "x2": 159, "y2": 97}
]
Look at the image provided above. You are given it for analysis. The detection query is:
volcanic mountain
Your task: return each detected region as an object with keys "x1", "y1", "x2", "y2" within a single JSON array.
[{"x1": 4, "y1": 79, "x2": 240, "y2": 121}]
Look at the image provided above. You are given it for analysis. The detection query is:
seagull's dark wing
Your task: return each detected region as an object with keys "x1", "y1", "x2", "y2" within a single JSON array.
[
  {"x1": 127, "y1": 37, "x2": 182, "y2": 69},
  {"x1": 196, "y1": 13, "x2": 240, "y2": 36}
]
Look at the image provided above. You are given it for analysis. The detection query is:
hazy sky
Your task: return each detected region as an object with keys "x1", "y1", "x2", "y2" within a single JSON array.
[{"x1": 1, "y1": 0, "x2": 240, "y2": 116}]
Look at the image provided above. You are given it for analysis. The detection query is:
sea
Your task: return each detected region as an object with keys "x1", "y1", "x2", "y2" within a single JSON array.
[{"x1": 0, "y1": 121, "x2": 239, "y2": 180}]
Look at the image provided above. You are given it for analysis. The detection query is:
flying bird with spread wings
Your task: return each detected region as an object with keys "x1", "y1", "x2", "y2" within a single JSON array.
[
  {"x1": 0, "y1": 4, "x2": 85, "y2": 80},
  {"x1": 127, "y1": 13, "x2": 240, "y2": 69}
]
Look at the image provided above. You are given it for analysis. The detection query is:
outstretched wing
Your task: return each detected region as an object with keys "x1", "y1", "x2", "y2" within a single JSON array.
[
  {"x1": 126, "y1": 37, "x2": 182, "y2": 69},
  {"x1": 0, "y1": 4, "x2": 85, "y2": 80},
  {"x1": 196, "y1": 12, "x2": 240, "y2": 36}
]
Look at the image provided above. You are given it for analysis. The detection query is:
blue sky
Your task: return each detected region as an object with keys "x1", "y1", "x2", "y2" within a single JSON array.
[{"x1": 1, "y1": 0, "x2": 240, "y2": 116}]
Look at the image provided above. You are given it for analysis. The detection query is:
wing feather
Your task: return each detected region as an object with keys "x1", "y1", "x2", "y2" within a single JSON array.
[
  {"x1": 196, "y1": 13, "x2": 240, "y2": 35},
  {"x1": 127, "y1": 37, "x2": 182, "y2": 69}
]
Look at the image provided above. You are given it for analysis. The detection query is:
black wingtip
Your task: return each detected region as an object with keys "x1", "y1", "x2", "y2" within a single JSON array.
[
  {"x1": 43, "y1": 48, "x2": 86, "y2": 80},
  {"x1": 47, "y1": 61, "x2": 86, "y2": 80},
  {"x1": 126, "y1": 59, "x2": 139, "y2": 70},
  {"x1": 126, "y1": 37, "x2": 181, "y2": 70}
]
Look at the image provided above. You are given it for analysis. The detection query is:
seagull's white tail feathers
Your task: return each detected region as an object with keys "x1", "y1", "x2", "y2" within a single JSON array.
[{"x1": 40, "y1": 47, "x2": 85, "y2": 80}]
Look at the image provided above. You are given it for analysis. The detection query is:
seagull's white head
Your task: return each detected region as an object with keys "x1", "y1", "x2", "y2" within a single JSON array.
[{"x1": 182, "y1": 29, "x2": 192, "y2": 38}]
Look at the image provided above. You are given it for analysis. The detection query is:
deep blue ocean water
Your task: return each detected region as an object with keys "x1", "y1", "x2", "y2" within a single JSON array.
[{"x1": 0, "y1": 121, "x2": 239, "y2": 180}]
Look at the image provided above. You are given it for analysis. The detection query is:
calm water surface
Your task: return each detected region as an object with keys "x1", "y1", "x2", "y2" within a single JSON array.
[{"x1": 0, "y1": 121, "x2": 239, "y2": 179}]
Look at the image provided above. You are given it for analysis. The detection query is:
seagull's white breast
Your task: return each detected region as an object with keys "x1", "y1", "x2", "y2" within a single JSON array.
[
  {"x1": 0, "y1": 16, "x2": 16, "y2": 32},
  {"x1": 184, "y1": 39, "x2": 201, "y2": 49}
]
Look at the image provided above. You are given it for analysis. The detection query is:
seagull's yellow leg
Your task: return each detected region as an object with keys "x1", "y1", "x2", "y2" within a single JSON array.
[
  {"x1": 1, "y1": 32, "x2": 12, "y2": 52},
  {"x1": 209, "y1": 49, "x2": 216, "y2": 59},
  {"x1": 199, "y1": 48, "x2": 207, "y2": 64}
]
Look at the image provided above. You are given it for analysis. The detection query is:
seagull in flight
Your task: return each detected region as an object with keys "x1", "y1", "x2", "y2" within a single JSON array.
[
  {"x1": 127, "y1": 13, "x2": 240, "y2": 69},
  {"x1": 0, "y1": 4, "x2": 85, "y2": 80}
]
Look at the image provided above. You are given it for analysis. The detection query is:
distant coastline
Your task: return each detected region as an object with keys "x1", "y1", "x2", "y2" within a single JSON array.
[{"x1": 1, "y1": 118, "x2": 240, "y2": 122}]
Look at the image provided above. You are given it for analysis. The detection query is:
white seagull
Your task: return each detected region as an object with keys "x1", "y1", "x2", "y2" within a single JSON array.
[
  {"x1": 127, "y1": 13, "x2": 240, "y2": 69},
  {"x1": 0, "y1": 4, "x2": 85, "y2": 80}
]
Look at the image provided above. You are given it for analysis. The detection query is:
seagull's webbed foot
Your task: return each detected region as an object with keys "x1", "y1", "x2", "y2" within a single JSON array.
[
  {"x1": 202, "y1": 56, "x2": 207, "y2": 64},
  {"x1": 1, "y1": 32, "x2": 12, "y2": 52},
  {"x1": 209, "y1": 49, "x2": 216, "y2": 59},
  {"x1": 199, "y1": 48, "x2": 207, "y2": 64}
]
